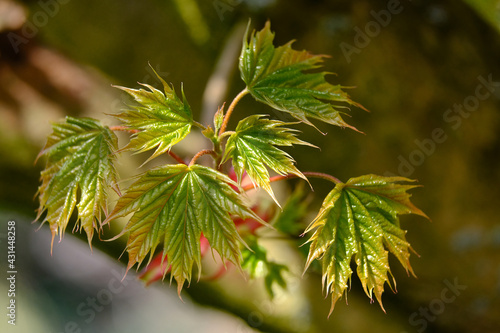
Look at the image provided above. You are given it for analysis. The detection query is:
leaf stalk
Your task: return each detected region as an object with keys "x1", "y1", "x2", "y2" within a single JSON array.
[
  {"x1": 168, "y1": 151, "x2": 187, "y2": 165},
  {"x1": 218, "y1": 88, "x2": 249, "y2": 135},
  {"x1": 109, "y1": 126, "x2": 139, "y2": 134},
  {"x1": 189, "y1": 149, "x2": 217, "y2": 167},
  {"x1": 241, "y1": 171, "x2": 342, "y2": 191}
]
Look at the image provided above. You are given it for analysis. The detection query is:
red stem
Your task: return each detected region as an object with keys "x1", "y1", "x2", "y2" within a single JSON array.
[
  {"x1": 109, "y1": 125, "x2": 139, "y2": 134},
  {"x1": 218, "y1": 88, "x2": 249, "y2": 135},
  {"x1": 189, "y1": 149, "x2": 217, "y2": 167},
  {"x1": 241, "y1": 172, "x2": 341, "y2": 191},
  {"x1": 302, "y1": 172, "x2": 342, "y2": 184},
  {"x1": 168, "y1": 151, "x2": 186, "y2": 165}
]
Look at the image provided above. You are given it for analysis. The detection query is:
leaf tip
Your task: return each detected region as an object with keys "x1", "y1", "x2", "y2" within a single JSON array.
[
  {"x1": 176, "y1": 280, "x2": 186, "y2": 302},
  {"x1": 50, "y1": 230, "x2": 56, "y2": 256}
]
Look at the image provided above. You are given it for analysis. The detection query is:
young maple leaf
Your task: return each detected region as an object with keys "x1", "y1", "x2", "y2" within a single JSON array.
[
  {"x1": 304, "y1": 175, "x2": 429, "y2": 315},
  {"x1": 35, "y1": 117, "x2": 119, "y2": 251},
  {"x1": 239, "y1": 21, "x2": 366, "y2": 131},
  {"x1": 222, "y1": 115, "x2": 314, "y2": 205},
  {"x1": 113, "y1": 67, "x2": 193, "y2": 164},
  {"x1": 105, "y1": 164, "x2": 267, "y2": 295}
]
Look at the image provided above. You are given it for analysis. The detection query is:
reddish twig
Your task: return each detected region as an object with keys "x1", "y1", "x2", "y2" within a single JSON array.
[
  {"x1": 241, "y1": 172, "x2": 341, "y2": 191},
  {"x1": 189, "y1": 149, "x2": 217, "y2": 167},
  {"x1": 218, "y1": 88, "x2": 249, "y2": 135},
  {"x1": 109, "y1": 125, "x2": 139, "y2": 134},
  {"x1": 168, "y1": 151, "x2": 186, "y2": 165},
  {"x1": 302, "y1": 172, "x2": 342, "y2": 184}
]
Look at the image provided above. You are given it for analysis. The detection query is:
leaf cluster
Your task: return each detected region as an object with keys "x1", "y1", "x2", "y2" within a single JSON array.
[{"x1": 35, "y1": 21, "x2": 428, "y2": 314}]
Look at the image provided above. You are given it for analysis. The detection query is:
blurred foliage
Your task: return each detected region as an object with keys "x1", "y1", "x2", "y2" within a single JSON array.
[
  {"x1": 463, "y1": 0, "x2": 500, "y2": 33},
  {"x1": 241, "y1": 235, "x2": 288, "y2": 299}
]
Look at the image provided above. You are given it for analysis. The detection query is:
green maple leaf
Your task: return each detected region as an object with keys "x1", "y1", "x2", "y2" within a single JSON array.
[
  {"x1": 222, "y1": 115, "x2": 312, "y2": 205},
  {"x1": 113, "y1": 68, "x2": 193, "y2": 163},
  {"x1": 105, "y1": 164, "x2": 265, "y2": 295},
  {"x1": 35, "y1": 117, "x2": 119, "y2": 250},
  {"x1": 239, "y1": 21, "x2": 365, "y2": 131},
  {"x1": 304, "y1": 175, "x2": 428, "y2": 315}
]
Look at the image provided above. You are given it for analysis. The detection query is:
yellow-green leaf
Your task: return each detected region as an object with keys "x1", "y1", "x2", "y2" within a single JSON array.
[
  {"x1": 113, "y1": 68, "x2": 192, "y2": 163},
  {"x1": 105, "y1": 164, "x2": 266, "y2": 295},
  {"x1": 304, "y1": 175, "x2": 428, "y2": 315},
  {"x1": 222, "y1": 115, "x2": 313, "y2": 205},
  {"x1": 239, "y1": 21, "x2": 365, "y2": 131},
  {"x1": 35, "y1": 117, "x2": 118, "y2": 250}
]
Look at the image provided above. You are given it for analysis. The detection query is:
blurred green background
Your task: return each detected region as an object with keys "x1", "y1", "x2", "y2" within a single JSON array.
[{"x1": 1, "y1": 0, "x2": 500, "y2": 332}]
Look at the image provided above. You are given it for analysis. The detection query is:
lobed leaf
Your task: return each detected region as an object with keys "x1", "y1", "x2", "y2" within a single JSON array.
[
  {"x1": 113, "y1": 68, "x2": 193, "y2": 163},
  {"x1": 222, "y1": 115, "x2": 313, "y2": 205},
  {"x1": 105, "y1": 164, "x2": 266, "y2": 295},
  {"x1": 304, "y1": 175, "x2": 428, "y2": 315},
  {"x1": 35, "y1": 117, "x2": 119, "y2": 250},
  {"x1": 239, "y1": 21, "x2": 365, "y2": 131}
]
